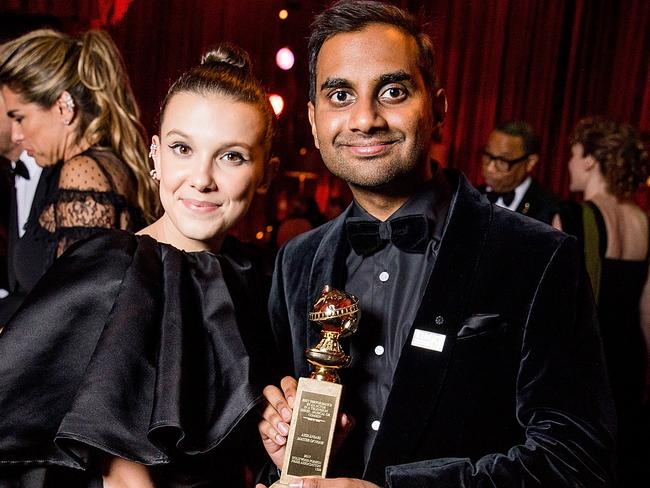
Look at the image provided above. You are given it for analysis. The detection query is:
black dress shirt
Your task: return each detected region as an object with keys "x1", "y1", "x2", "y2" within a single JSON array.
[{"x1": 336, "y1": 170, "x2": 452, "y2": 475}]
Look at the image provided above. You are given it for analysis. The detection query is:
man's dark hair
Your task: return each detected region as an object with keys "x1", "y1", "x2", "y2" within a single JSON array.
[
  {"x1": 308, "y1": 0, "x2": 439, "y2": 104},
  {"x1": 495, "y1": 120, "x2": 541, "y2": 155}
]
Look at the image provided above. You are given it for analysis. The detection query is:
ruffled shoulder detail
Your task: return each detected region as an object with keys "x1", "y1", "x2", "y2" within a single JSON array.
[{"x1": 0, "y1": 231, "x2": 271, "y2": 470}]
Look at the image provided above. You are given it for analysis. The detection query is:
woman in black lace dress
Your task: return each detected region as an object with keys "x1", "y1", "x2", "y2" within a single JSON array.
[
  {"x1": 0, "y1": 44, "x2": 278, "y2": 487},
  {"x1": 0, "y1": 29, "x2": 158, "y2": 323},
  {"x1": 553, "y1": 117, "x2": 650, "y2": 487}
]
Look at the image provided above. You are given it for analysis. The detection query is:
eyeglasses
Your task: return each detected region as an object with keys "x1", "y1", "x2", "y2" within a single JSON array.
[{"x1": 481, "y1": 150, "x2": 530, "y2": 172}]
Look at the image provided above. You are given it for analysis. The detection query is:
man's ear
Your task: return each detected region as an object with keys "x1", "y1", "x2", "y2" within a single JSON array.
[
  {"x1": 307, "y1": 101, "x2": 320, "y2": 149},
  {"x1": 432, "y1": 88, "x2": 447, "y2": 127},
  {"x1": 258, "y1": 156, "x2": 280, "y2": 193},
  {"x1": 526, "y1": 154, "x2": 539, "y2": 173}
]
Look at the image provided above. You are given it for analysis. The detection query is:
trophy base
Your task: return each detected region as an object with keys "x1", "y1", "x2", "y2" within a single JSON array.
[
  {"x1": 270, "y1": 476, "x2": 323, "y2": 487},
  {"x1": 274, "y1": 377, "x2": 342, "y2": 485}
]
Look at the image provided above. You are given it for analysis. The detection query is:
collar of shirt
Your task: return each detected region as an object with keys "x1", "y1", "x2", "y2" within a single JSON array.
[
  {"x1": 11, "y1": 151, "x2": 42, "y2": 183},
  {"x1": 13, "y1": 151, "x2": 43, "y2": 237},
  {"x1": 349, "y1": 169, "x2": 451, "y2": 249},
  {"x1": 486, "y1": 176, "x2": 532, "y2": 211}
]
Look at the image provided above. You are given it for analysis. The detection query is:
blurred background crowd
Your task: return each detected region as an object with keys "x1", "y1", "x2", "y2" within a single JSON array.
[{"x1": 1, "y1": 0, "x2": 647, "y2": 249}]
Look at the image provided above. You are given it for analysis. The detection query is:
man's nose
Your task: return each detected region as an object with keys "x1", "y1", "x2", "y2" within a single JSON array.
[
  {"x1": 348, "y1": 98, "x2": 388, "y2": 133},
  {"x1": 484, "y1": 159, "x2": 500, "y2": 173}
]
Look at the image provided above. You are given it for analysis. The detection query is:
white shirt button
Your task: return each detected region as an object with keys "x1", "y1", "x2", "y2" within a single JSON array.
[
  {"x1": 378, "y1": 271, "x2": 390, "y2": 282},
  {"x1": 374, "y1": 345, "x2": 384, "y2": 356},
  {"x1": 371, "y1": 420, "x2": 381, "y2": 431}
]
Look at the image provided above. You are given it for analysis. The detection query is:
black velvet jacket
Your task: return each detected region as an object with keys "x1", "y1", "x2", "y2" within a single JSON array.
[{"x1": 270, "y1": 169, "x2": 616, "y2": 487}]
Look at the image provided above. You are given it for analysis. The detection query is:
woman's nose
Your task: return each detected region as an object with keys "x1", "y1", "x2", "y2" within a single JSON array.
[{"x1": 189, "y1": 159, "x2": 217, "y2": 191}]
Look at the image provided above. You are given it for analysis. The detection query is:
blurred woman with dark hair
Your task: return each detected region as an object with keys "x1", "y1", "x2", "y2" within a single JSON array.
[{"x1": 554, "y1": 116, "x2": 650, "y2": 486}]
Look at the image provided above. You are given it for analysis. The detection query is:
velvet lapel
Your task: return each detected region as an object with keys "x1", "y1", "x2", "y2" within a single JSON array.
[
  {"x1": 304, "y1": 205, "x2": 355, "y2": 356},
  {"x1": 363, "y1": 170, "x2": 493, "y2": 480}
]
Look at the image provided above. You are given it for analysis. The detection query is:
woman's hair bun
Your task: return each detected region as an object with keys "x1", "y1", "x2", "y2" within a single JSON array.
[{"x1": 201, "y1": 43, "x2": 251, "y2": 74}]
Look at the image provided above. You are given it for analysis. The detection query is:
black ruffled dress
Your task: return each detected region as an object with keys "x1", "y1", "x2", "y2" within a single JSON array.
[
  {"x1": 0, "y1": 147, "x2": 146, "y2": 324},
  {"x1": 0, "y1": 230, "x2": 274, "y2": 487},
  {"x1": 558, "y1": 200, "x2": 650, "y2": 486}
]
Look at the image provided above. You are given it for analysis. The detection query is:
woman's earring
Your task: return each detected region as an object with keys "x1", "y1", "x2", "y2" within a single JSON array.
[
  {"x1": 63, "y1": 93, "x2": 75, "y2": 110},
  {"x1": 61, "y1": 94, "x2": 74, "y2": 126},
  {"x1": 149, "y1": 168, "x2": 158, "y2": 180},
  {"x1": 149, "y1": 143, "x2": 158, "y2": 159}
]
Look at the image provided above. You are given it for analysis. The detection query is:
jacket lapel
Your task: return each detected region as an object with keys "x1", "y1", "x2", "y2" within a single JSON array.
[
  {"x1": 301, "y1": 206, "x2": 355, "y2": 367},
  {"x1": 516, "y1": 179, "x2": 538, "y2": 216},
  {"x1": 307, "y1": 206, "x2": 352, "y2": 302},
  {"x1": 363, "y1": 170, "x2": 493, "y2": 480}
]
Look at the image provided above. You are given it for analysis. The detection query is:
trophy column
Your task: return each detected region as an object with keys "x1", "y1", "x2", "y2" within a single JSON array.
[{"x1": 271, "y1": 285, "x2": 360, "y2": 487}]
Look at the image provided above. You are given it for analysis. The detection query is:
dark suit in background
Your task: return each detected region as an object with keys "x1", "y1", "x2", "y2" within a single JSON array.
[
  {"x1": 0, "y1": 165, "x2": 57, "y2": 324},
  {"x1": 478, "y1": 178, "x2": 559, "y2": 225},
  {"x1": 514, "y1": 178, "x2": 560, "y2": 223},
  {"x1": 480, "y1": 121, "x2": 560, "y2": 225},
  {"x1": 0, "y1": 162, "x2": 12, "y2": 291}
]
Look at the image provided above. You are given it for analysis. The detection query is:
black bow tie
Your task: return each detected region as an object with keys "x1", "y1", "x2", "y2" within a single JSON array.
[
  {"x1": 346, "y1": 215, "x2": 431, "y2": 257},
  {"x1": 485, "y1": 190, "x2": 515, "y2": 206},
  {"x1": 10, "y1": 158, "x2": 30, "y2": 180}
]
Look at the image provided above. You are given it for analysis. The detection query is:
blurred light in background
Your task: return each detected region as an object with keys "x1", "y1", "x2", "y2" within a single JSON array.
[
  {"x1": 276, "y1": 47, "x2": 295, "y2": 70},
  {"x1": 269, "y1": 94, "x2": 285, "y2": 116}
]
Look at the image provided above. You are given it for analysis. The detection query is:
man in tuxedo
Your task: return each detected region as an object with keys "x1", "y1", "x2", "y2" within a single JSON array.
[
  {"x1": 0, "y1": 93, "x2": 22, "y2": 292},
  {"x1": 478, "y1": 121, "x2": 559, "y2": 224},
  {"x1": 0, "y1": 87, "x2": 48, "y2": 318},
  {"x1": 257, "y1": 1, "x2": 615, "y2": 487}
]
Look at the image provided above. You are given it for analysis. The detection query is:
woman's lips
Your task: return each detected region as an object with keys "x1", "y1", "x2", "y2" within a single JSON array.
[{"x1": 181, "y1": 199, "x2": 221, "y2": 212}]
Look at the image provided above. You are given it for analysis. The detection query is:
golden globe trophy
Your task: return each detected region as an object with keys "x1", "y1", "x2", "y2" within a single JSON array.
[{"x1": 271, "y1": 285, "x2": 360, "y2": 487}]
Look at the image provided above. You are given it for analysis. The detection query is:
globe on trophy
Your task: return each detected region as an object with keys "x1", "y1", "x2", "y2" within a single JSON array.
[{"x1": 271, "y1": 285, "x2": 360, "y2": 487}]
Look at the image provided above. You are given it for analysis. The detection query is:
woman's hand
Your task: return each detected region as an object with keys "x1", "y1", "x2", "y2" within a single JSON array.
[{"x1": 103, "y1": 457, "x2": 154, "y2": 488}]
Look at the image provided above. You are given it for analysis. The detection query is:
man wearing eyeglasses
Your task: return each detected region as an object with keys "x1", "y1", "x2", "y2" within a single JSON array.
[{"x1": 479, "y1": 120, "x2": 559, "y2": 224}]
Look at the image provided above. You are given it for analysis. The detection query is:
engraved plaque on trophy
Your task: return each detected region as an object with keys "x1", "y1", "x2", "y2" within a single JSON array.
[{"x1": 271, "y1": 285, "x2": 360, "y2": 487}]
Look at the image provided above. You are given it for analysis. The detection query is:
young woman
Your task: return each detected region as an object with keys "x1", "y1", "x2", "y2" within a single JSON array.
[
  {"x1": 0, "y1": 29, "x2": 158, "y2": 322},
  {"x1": 554, "y1": 116, "x2": 650, "y2": 487},
  {"x1": 0, "y1": 43, "x2": 278, "y2": 487}
]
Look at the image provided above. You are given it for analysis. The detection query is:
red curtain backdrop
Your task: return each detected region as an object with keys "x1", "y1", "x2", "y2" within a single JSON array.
[
  {"x1": 1, "y1": 0, "x2": 649, "y2": 215},
  {"x1": 413, "y1": 0, "x2": 650, "y2": 201}
]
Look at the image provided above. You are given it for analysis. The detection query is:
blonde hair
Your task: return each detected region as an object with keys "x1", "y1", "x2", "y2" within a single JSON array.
[{"x1": 0, "y1": 29, "x2": 160, "y2": 222}]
